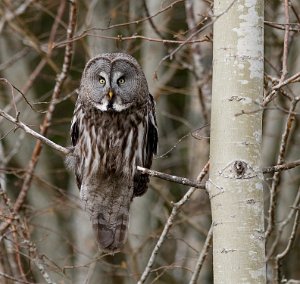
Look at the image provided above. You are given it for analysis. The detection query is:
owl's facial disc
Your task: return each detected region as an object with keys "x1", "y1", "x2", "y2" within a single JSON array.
[{"x1": 82, "y1": 55, "x2": 148, "y2": 112}]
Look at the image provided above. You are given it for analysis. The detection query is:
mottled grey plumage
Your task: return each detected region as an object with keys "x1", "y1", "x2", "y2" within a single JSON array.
[{"x1": 67, "y1": 53, "x2": 158, "y2": 252}]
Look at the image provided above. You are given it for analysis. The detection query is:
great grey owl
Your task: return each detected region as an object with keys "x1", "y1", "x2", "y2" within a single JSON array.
[{"x1": 67, "y1": 53, "x2": 158, "y2": 252}]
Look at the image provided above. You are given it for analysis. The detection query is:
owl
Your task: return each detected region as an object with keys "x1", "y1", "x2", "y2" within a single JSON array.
[{"x1": 67, "y1": 53, "x2": 158, "y2": 252}]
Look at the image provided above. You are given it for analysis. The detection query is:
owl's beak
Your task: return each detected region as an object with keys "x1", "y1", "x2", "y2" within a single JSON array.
[{"x1": 108, "y1": 90, "x2": 114, "y2": 100}]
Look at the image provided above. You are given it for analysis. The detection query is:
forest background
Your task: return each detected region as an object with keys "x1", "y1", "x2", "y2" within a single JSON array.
[{"x1": 0, "y1": 0, "x2": 300, "y2": 283}]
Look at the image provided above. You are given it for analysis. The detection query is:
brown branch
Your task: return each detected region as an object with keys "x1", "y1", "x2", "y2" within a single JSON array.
[
  {"x1": 155, "y1": 0, "x2": 235, "y2": 73},
  {"x1": 142, "y1": 0, "x2": 164, "y2": 39},
  {"x1": 189, "y1": 224, "x2": 213, "y2": 284},
  {"x1": 0, "y1": 272, "x2": 34, "y2": 284},
  {"x1": 265, "y1": 97, "x2": 299, "y2": 240},
  {"x1": 274, "y1": 193, "x2": 300, "y2": 282},
  {"x1": 264, "y1": 21, "x2": 300, "y2": 31},
  {"x1": 54, "y1": 33, "x2": 210, "y2": 49},
  {"x1": 137, "y1": 166, "x2": 206, "y2": 189},
  {"x1": 54, "y1": 0, "x2": 184, "y2": 49},
  {"x1": 185, "y1": 0, "x2": 210, "y2": 131},
  {"x1": 262, "y1": 159, "x2": 300, "y2": 174},
  {"x1": 0, "y1": 109, "x2": 70, "y2": 155},
  {"x1": 262, "y1": 72, "x2": 300, "y2": 106},
  {"x1": 281, "y1": 0, "x2": 290, "y2": 82},
  {"x1": 267, "y1": 187, "x2": 300, "y2": 260}
]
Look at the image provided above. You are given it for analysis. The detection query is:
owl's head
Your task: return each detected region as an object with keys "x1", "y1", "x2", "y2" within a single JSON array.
[{"x1": 79, "y1": 53, "x2": 149, "y2": 112}]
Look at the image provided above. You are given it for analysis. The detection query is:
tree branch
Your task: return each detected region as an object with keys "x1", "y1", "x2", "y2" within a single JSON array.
[
  {"x1": 0, "y1": 109, "x2": 70, "y2": 155},
  {"x1": 137, "y1": 166, "x2": 205, "y2": 189},
  {"x1": 189, "y1": 224, "x2": 213, "y2": 284}
]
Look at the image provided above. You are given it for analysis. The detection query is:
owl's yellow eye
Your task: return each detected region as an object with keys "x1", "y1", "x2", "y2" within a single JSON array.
[
  {"x1": 118, "y1": 77, "x2": 125, "y2": 85},
  {"x1": 99, "y1": 77, "x2": 106, "y2": 85}
]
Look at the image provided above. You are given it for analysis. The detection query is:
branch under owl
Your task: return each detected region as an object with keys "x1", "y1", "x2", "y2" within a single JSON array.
[
  {"x1": 1, "y1": 108, "x2": 300, "y2": 188},
  {"x1": 137, "y1": 166, "x2": 206, "y2": 189}
]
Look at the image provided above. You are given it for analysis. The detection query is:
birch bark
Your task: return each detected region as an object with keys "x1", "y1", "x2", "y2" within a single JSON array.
[{"x1": 209, "y1": 0, "x2": 266, "y2": 282}]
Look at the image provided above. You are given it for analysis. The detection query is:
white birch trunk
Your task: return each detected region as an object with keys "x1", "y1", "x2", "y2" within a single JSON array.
[{"x1": 209, "y1": 0, "x2": 266, "y2": 283}]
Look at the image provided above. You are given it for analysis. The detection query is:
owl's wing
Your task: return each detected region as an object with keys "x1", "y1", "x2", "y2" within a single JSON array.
[
  {"x1": 133, "y1": 94, "x2": 158, "y2": 197},
  {"x1": 70, "y1": 118, "x2": 82, "y2": 188},
  {"x1": 71, "y1": 120, "x2": 79, "y2": 146}
]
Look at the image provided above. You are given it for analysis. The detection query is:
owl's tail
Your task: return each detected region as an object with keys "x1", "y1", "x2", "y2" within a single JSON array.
[
  {"x1": 81, "y1": 183, "x2": 132, "y2": 253},
  {"x1": 92, "y1": 205, "x2": 130, "y2": 252}
]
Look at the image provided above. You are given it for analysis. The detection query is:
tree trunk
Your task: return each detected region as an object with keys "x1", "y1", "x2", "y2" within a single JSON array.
[{"x1": 209, "y1": 0, "x2": 266, "y2": 283}]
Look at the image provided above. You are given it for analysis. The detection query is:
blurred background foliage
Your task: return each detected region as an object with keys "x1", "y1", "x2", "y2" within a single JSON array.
[{"x1": 0, "y1": 0, "x2": 299, "y2": 283}]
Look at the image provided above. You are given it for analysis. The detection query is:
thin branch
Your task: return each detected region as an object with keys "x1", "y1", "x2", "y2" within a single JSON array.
[
  {"x1": 265, "y1": 97, "x2": 299, "y2": 240},
  {"x1": 267, "y1": 187, "x2": 300, "y2": 260},
  {"x1": 0, "y1": 0, "x2": 35, "y2": 32},
  {"x1": 137, "y1": 162, "x2": 210, "y2": 284},
  {"x1": 55, "y1": 33, "x2": 210, "y2": 49},
  {"x1": 185, "y1": 0, "x2": 210, "y2": 131},
  {"x1": 0, "y1": 272, "x2": 35, "y2": 284},
  {"x1": 264, "y1": 21, "x2": 300, "y2": 31},
  {"x1": 275, "y1": 204, "x2": 300, "y2": 282},
  {"x1": 280, "y1": 0, "x2": 290, "y2": 82},
  {"x1": 0, "y1": 78, "x2": 36, "y2": 112},
  {"x1": 54, "y1": 0, "x2": 184, "y2": 49},
  {"x1": 0, "y1": 109, "x2": 70, "y2": 155},
  {"x1": 137, "y1": 166, "x2": 205, "y2": 189},
  {"x1": 142, "y1": 0, "x2": 164, "y2": 39},
  {"x1": 189, "y1": 224, "x2": 213, "y2": 284},
  {"x1": 155, "y1": 0, "x2": 236, "y2": 73},
  {"x1": 262, "y1": 159, "x2": 300, "y2": 174},
  {"x1": 263, "y1": 72, "x2": 300, "y2": 106}
]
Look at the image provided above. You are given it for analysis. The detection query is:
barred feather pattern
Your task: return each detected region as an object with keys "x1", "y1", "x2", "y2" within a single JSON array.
[{"x1": 69, "y1": 99, "x2": 157, "y2": 252}]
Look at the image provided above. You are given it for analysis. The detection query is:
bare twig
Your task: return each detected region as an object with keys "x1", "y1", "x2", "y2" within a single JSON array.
[
  {"x1": 264, "y1": 21, "x2": 300, "y2": 31},
  {"x1": 280, "y1": 0, "x2": 290, "y2": 82},
  {"x1": 267, "y1": 187, "x2": 300, "y2": 259},
  {"x1": 0, "y1": 272, "x2": 34, "y2": 284},
  {"x1": 0, "y1": 109, "x2": 70, "y2": 155},
  {"x1": 55, "y1": 33, "x2": 210, "y2": 49},
  {"x1": 137, "y1": 162, "x2": 210, "y2": 284},
  {"x1": 155, "y1": 0, "x2": 235, "y2": 73},
  {"x1": 54, "y1": 0, "x2": 184, "y2": 49},
  {"x1": 265, "y1": 97, "x2": 299, "y2": 240},
  {"x1": 274, "y1": 203, "x2": 300, "y2": 282},
  {"x1": 137, "y1": 166, "x2": 205, "y2": 189},
  {"x1": 263, "y1": 72, "x2": 300, "y2": 106},
  {"x1": 263, "y1": 160, "x2": 300, "y2": 174},
  {"x1": 0, "y1": 0, "x2": 35, "y2": 32},
  {"x1": 142, "y1": 0, "x2": 164, "y2": 39},
  {"x1": 185, "y1": 0, "x2": 210, "y2": 130},
  {"x1": 0, "y1": 78, "x2": 36, "y2": 112},
  {"x1": 189, "y1": 224, "x2": 213, "y2": 284}
]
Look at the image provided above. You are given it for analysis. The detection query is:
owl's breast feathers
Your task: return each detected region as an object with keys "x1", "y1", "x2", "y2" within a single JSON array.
[{"x1": 71, "y1": 99, "x2": 156, "y2": 181}]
